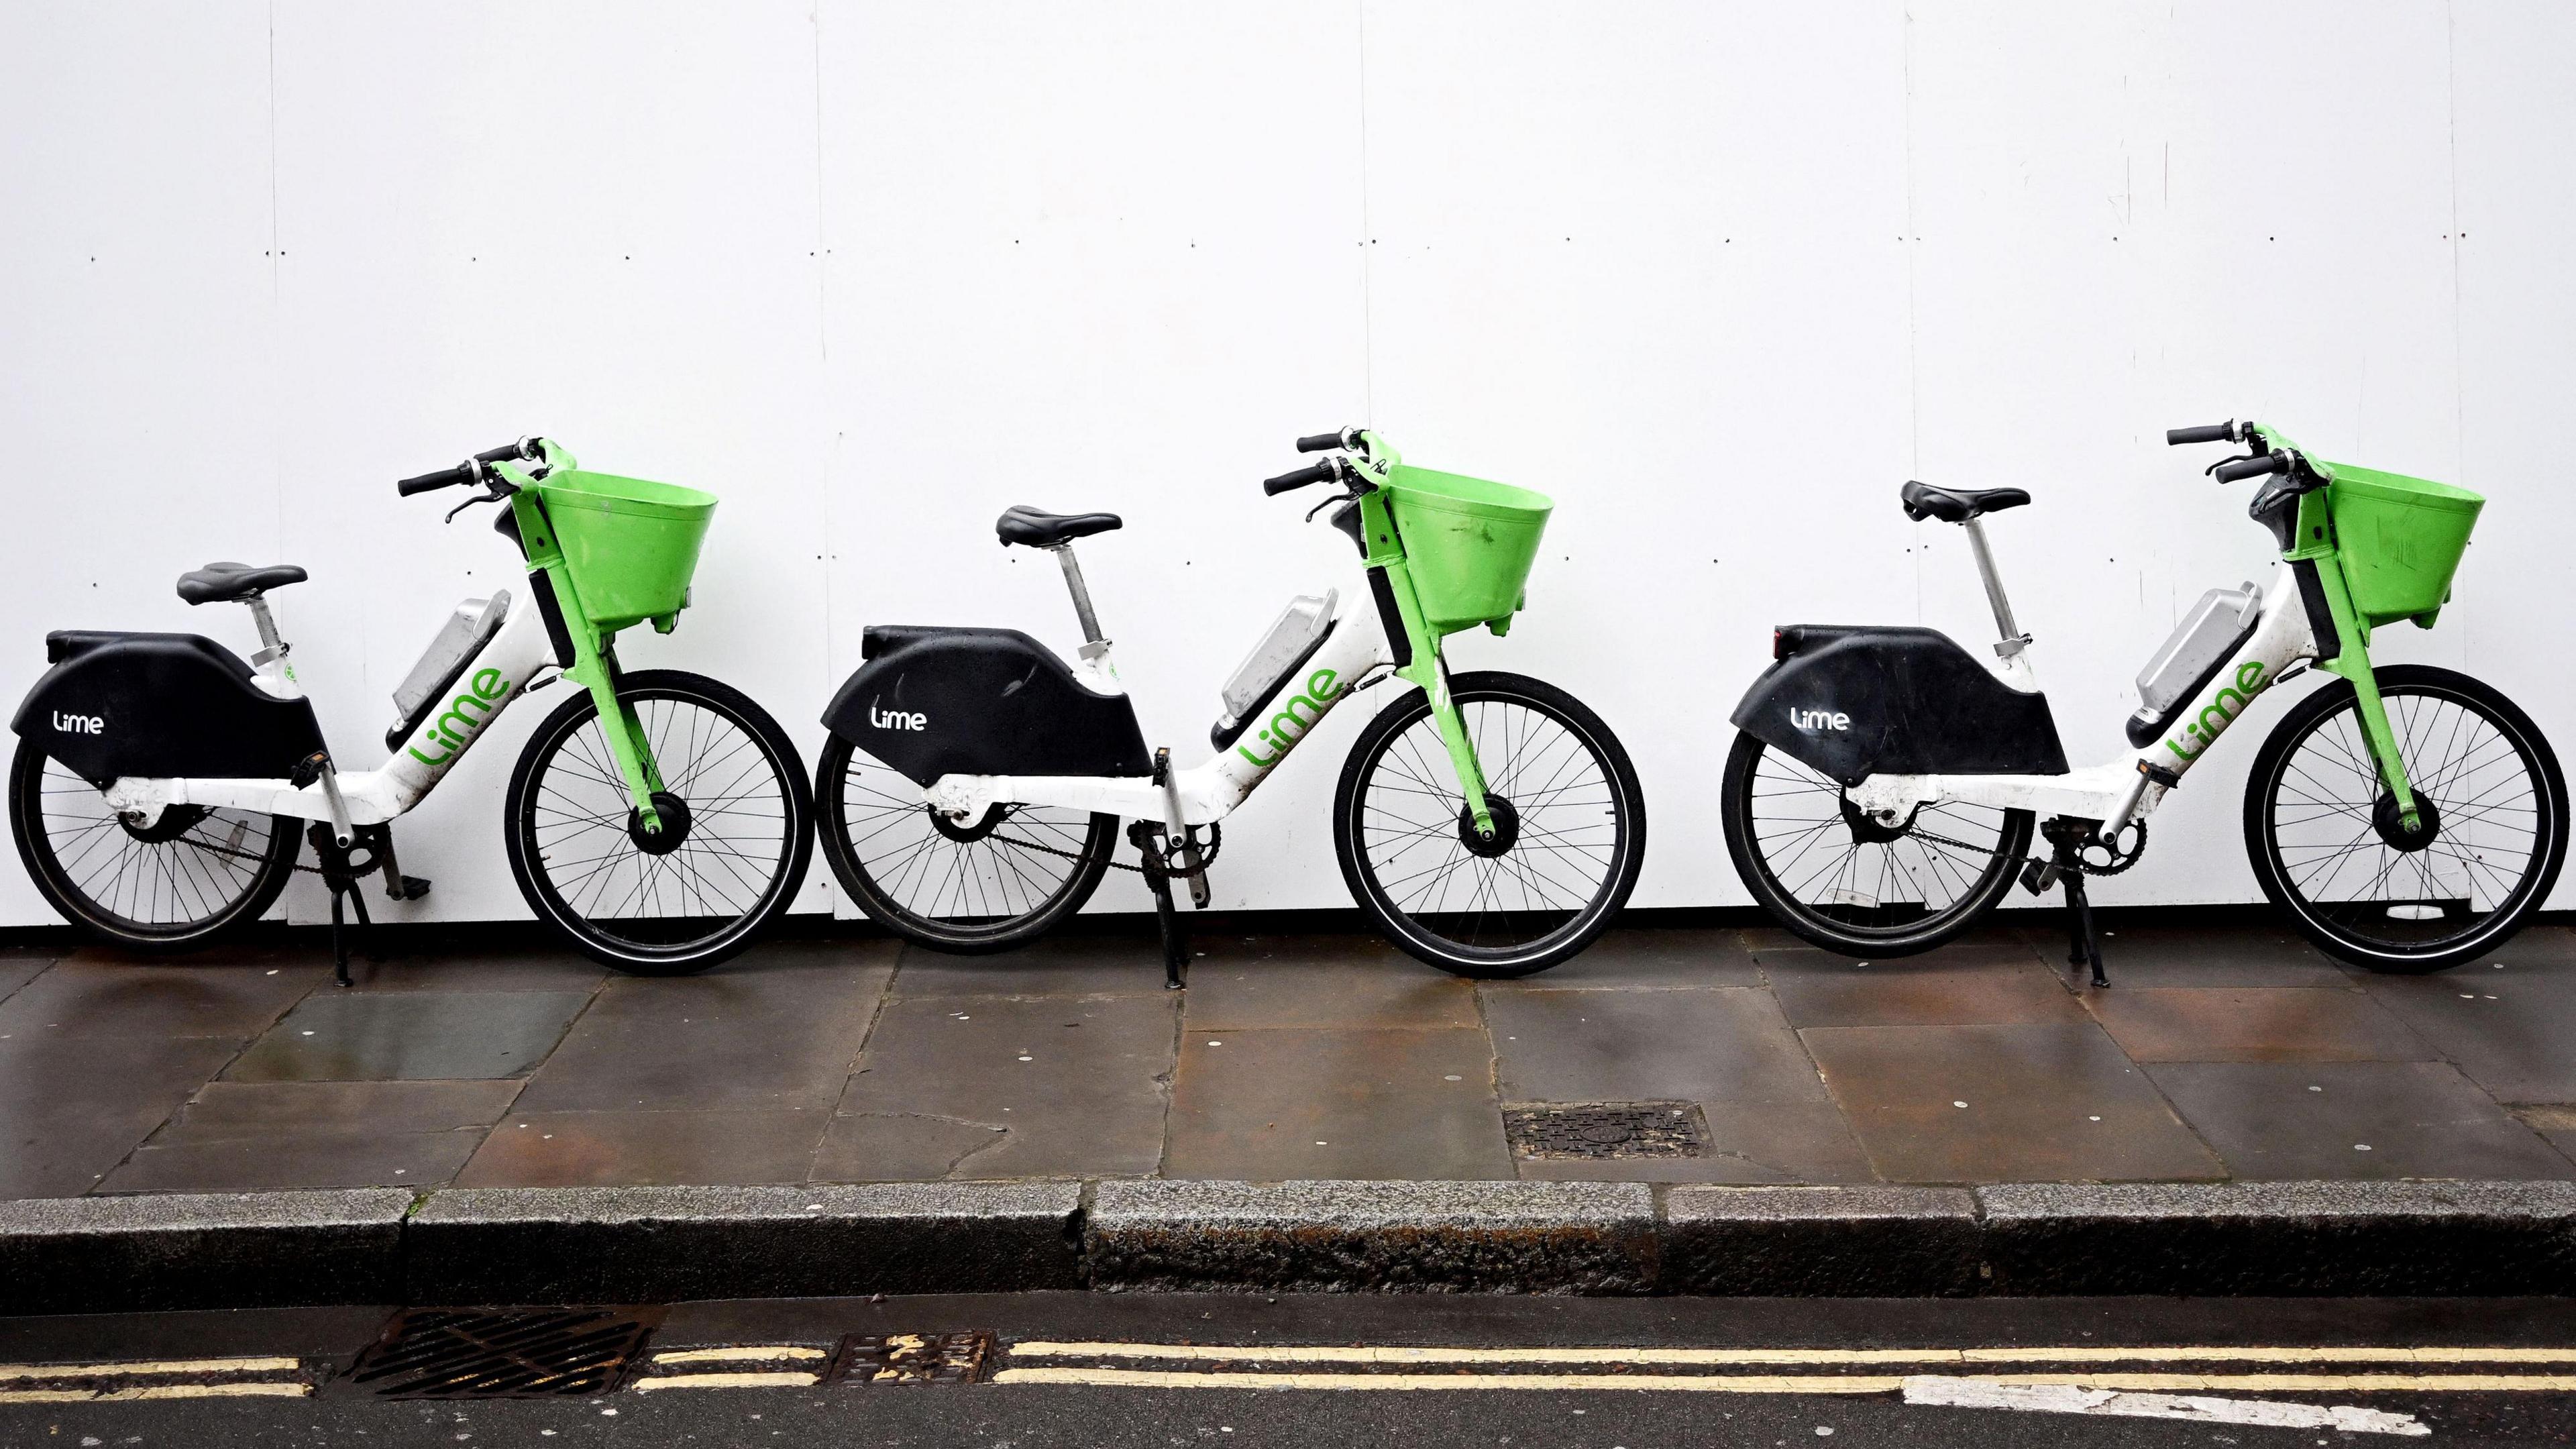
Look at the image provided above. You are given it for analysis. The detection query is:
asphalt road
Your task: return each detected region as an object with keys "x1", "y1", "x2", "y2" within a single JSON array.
[{"x1": 8, "y1": 1292, "x2": 2576, "y2": 1447}]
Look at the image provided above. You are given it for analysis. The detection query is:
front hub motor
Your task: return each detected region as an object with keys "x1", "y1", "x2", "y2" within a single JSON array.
[
  {"x1": 1456, "y1": 794, "x2": 1521, "y2": 858},
  {"x1": 626, "y1": 792, "x2": 693, "y2": 856},
  {"x1": 2373, "y1": 790, "x2": 2442, "y2": 853}
]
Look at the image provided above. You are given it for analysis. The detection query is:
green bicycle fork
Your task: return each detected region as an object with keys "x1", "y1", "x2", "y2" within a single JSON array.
[
  {"x1": 2286, "y1": 486, "x2": 2422, "y2": 830},
  {"x1": 1354, "y1": 482, "x2": 1497, "y2": 837},
  {"x1": 500, "y1": 472, "x2": 671, "y2": 835}
]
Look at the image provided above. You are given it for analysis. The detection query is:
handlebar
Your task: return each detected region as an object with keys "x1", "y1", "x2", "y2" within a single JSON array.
[
  {"x1": 2213, "y1": 451, "x2": 2286, "y2": 484},
  {"x1": 1264, "y1": 460, "x2": 1340, "y2": 495},
  {"x1": 397, "y1": 462, "x2": 479, "y2": 496},
  {"x1": 2166, "y1": 422, "x2": 2239, "y2": 446},
  {"x1": 1296, "y1": 429, "x2": 1350, "y2": 453},
  {"x1": 398, "y1": 439, "x2": 537, "y2": 496}
]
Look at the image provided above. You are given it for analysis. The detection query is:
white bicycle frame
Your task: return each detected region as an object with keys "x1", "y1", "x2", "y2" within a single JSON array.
[
  {"x1": 920, "y1": 547, "x2": 1399, "y2": 845},
  {"x1": 1839, "y1": 531, "x2": 2322, "y2": 840},
  {"x1": 100, "y1": 591, "x2": 560, "y2": 840}
]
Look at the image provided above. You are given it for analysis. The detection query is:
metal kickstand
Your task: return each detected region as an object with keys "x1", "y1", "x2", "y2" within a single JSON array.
[
  {"x1": 308, "y1": 823, "x2": 378, "y2": 989},
  {"x1": 1129, "y1": 820, "x2": 1188, "y2": 990},
  {"x1": 2035, "y1": 816, "x2": 2109, "y2": 989}
]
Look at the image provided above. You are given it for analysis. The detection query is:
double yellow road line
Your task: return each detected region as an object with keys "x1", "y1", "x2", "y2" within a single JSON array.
[
  {"x1": 0, "y1": 1356, "x2": 309, "y2": 1405},
  {"x1": 992, "y1": 1340, "x2": 2576, "y2": 1395}
]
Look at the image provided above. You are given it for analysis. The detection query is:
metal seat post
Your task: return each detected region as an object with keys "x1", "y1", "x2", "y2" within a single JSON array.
[
  {"x1": 1052, "y1": 544, "x2": 1111, "y2": 662},
  {"x1": 242, "y1": 595, "x2": 289, "y2": 672},
  {"x1": 1960, "y1": 516, "x2": 2031, "y2": 661}
]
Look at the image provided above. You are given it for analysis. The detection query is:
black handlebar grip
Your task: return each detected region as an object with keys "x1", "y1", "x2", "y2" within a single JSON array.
[
  {"x1": 2167, "y1": 422, "x2": 2237, "y2": 445},
  {"x1": 1264, "y1": 462, "x2": 1337, "y2": 495},
  {"x1": 397, "y1": 464, "x2": 476, "y2": 496},
  {"x1": 1295, "y1": 431, "x2": 1346, "y2": 453},
  {"x1": 474, "y1": 439, "x2": 530, "y2": 464},
  {"x1": 2213, "y1": 453, "x2": 2285, "y2": 484}
]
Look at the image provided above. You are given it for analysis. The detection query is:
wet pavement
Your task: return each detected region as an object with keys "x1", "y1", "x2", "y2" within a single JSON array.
[{"x1": 1, "y1": 920, "x2": 2573, "y2": 1197}]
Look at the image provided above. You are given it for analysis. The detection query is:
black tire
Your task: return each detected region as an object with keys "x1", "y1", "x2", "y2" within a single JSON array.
[
  {"x1": 504, "y1": 669, "x2": 812, "y2": 975},
  {"x1": 813, "y1": 733, "x2": 1117, "y2": 953},
  {"x1": 7, "y1": 738, "x2": 299, "y2": 949},
  {"x1": 2245, "y1": 664, "x2": 2567, "y2": 974},
  {"x1": 1721, "y1": 729, "x2": 2033, "y2": 957},
  {"x1": 1334, "y1": 671, "x2": 1645, "y2": 978}
]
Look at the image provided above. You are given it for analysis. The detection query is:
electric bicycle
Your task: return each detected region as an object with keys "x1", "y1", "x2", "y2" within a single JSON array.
[
  {"x1": 1720, "y1": 419, "x2": 2566, "y2": 979},
  {"x1": 812, "y1": 429, "x2": 1647, "y2": 983},
  {"x1": 7, "y1": 439, "x2": 814, "y2": 978}
]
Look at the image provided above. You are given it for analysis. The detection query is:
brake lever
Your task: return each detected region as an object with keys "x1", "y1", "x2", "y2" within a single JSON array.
[
  {"x1": 443, "y1": 483, "x2": 513, "y2": 523},
  {"x1": 2206, "y1": 454, "x2": 2254, "y2": 478}
]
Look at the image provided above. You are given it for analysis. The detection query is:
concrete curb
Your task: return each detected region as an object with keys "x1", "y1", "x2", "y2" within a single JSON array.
[
  {"x1": 9, "y1": 1178, "x2": 2576, "y2": 1311},
  {"x1": 1977, "y1": 1179, "x2": 2576, "y2": 1296},
  {"x1": 1663, "y1": 1185, "x2": 1982, "y2": 1297},
  {"x1": 1089, "y1": 1180, "x2": 1659, "y2": 1293},
  {"x1": 406, "y1": 1183, "x2": 1085, "y2": 1304},
  {"x1": 0, "y1": 1189, "x2": 412, "y2": 1313}
]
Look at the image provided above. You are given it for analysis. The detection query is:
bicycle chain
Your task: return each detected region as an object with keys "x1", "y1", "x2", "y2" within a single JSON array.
[
  {"x1": 987, "y1": 820, "x2": 1222, "y2": 877},
  {"x1": 1902, "y1": 817, "x2": 2145, "y2": 877}
]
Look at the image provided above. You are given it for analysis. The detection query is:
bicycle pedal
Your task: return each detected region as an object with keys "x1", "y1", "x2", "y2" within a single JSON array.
[
  {"x1": 2019, "y1": 859, "x2": 2057, "y2": 895},
  {"x1": 388, "y1": 875, "x2": 431, "y2": 902}
]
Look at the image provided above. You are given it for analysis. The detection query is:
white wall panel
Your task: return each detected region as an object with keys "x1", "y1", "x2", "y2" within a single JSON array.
[{"x1": 1, "y1": 2, "x2": 2566, "y2": 923}]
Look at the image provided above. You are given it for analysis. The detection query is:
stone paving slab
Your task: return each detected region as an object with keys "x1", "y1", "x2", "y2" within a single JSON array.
[{"x1": 0, "y1": 921, "x2": 2573, "y2": 1198}]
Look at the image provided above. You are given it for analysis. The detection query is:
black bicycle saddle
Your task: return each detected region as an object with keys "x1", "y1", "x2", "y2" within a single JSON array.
[
  {"x1": 996, "y1": 506, "x2": 1122, "y2": 549},
  {"x1": 1899, "y1": 481, "x2": 2030, "y2": 525},
  {"x1": 176, "y1": 561, "x2": 309, "y2": 605}
]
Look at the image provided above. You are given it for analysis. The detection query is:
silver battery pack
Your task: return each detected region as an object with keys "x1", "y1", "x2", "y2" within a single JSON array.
[
  {"x1": 386, "y1": 592, "x2": 511, "y2": 750},
  {"x1": 2135, "y1": 582, "x2": 2261, "y2": 716},
  {"x1": 1216, "y1": 590, "x2": 1337, "y2": 733}
]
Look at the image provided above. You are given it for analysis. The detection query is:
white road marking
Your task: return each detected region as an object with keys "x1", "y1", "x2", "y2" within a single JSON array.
[
  {"x1": 0, "y1": 1356, "x2": 302, "y2": 1381},
  {"x1": 631, "y1": 1371, "x2": 822, "y2": 1393},
  {"x1": 1011, "y1": 1340, "x2": 2576, "y2": 1368},
  {"x1": 1981, "y1": 1372, "x2": 2576, "y2": 1393},
  {"x1": 1904, "y1": 1377, "x2": 2428, "y2": 1436},
  {"x1": 648, "y1": 1346, "x2": 829, "y2": 1365}
]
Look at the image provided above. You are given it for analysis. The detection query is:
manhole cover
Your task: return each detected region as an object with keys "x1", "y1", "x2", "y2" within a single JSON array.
[
  {"x1": 828, "y1": 1332, "x2": 996, "y2": 1385},
  {"x1": 1504, "y1": 1102, "x2": 1709, "y2": 1159},
  {"x1": 346, "y1": 1308, "x2": 660, "y2": 1398}
]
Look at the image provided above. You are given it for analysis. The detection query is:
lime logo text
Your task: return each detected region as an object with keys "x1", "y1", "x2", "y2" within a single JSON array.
[
  {"x1": 2165, "y1": 660, "x2": 2269, "y2": 763},
  {"x1": 405, "y1": 668, "x2": 512, "y2": 766},
  {"x1": 1788, "y1": 707, "x2": 1850, "y2": 732},
  {"x1": 1236, "y1": 668, "x2": 1344, "y2": 769},
  {"x1": 869, "y1": 703, "x2": 928, "y2": 732},
  {"x1": 52, "y1": 711, "x2": 104, "y2": 735}
]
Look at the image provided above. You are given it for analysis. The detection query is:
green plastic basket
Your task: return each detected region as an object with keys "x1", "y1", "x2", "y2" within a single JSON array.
[
  {"x1": 1386, "y1": 465, "x2": 1554, "y2": 635},
  {"x1": 2324, "y1": 463, "x2": 2482, "y2": 627},
  {"x1": 537, "y1": 471, "x2": 717, "y2": 632}
]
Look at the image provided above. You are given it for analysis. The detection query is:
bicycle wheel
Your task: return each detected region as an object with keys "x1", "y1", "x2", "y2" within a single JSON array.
[
  {"x1": 1334, "y1": 671, "x2": 1645, "y2": 978},
  {"x1": 814, "y1": 733, "x2": 1118, "y2": 953},
  {"x1": 7, "y1": 738, "x2": 299, "y2": 949},
  {"x1": 1720, "y1": 729, "x2": 2032, "y2": 957},
  {"x1": 504, "y1": 669, "x2": 813, "y2": 975},
  {"x1": 2247, "y1": 664, "x2": 2567, "y2": 973}
]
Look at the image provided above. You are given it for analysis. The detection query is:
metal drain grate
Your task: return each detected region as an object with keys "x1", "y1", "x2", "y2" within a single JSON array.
[
  {"x1": 1503, "y1": 1102, "x2": 1709, "y2": 1159},
  {"x1": 346, "y1": 1309, "x2": 660, "y2": 1398},
  {"x1": 828, "y1": 1332, "x2": 996, "y2": 1385}
]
